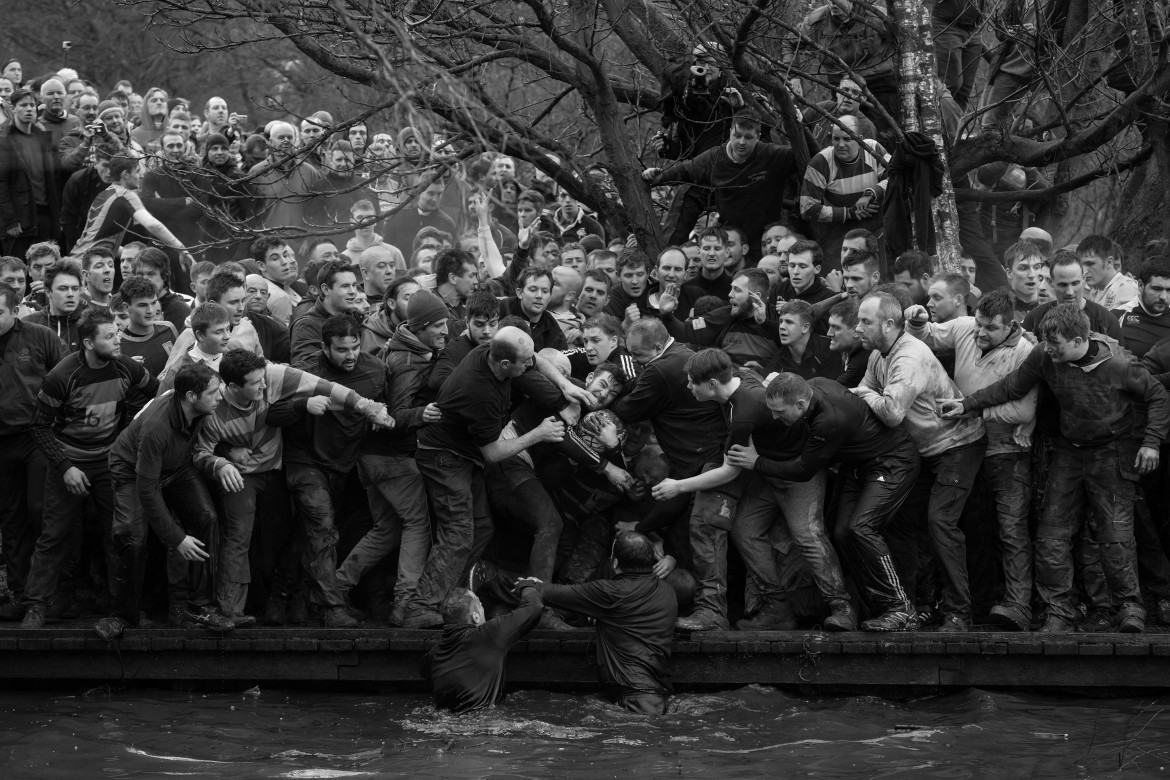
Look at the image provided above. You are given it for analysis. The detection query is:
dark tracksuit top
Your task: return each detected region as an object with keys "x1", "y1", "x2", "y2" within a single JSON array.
[
  {"x1": 753, "y1": 377, "x2": 915, "y2": 481},
  {"x1": 420, "y1": 585, "x2": 544, "y2": 713},
  {"x1": 532, "y1": 573, "x2": 677, "y2": 700}
]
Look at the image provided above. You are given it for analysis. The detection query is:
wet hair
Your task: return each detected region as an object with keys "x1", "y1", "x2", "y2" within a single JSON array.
[
  {"x1": 174, "y1": 362, "x2": 218, "y2": 399},
  {"x1": 191, "y1": 302, "x2": 230, "y2": 336},
  {"x1": 220, "y1": 348, "x2": 267, "y2": 387},
  {"x1": 206, "y1": 272, "x2": 245, "y2": 304},
  {"x1": 440, "y1": 589, "x2": 479, "y2": 624},
  {"x1": 118, "y1": 275, "x2": 157, "y2": 304},
  {"x1": 893, "y1": 250, "x2": 934, "y2": 279},
  {"x1": 466, "y1": 289, "x2": 501, "y2": 321},
  {"x1": 81, "y1": 245, "x2": 115, "y2": 271},
  {"x1": 322, "y1": 313, "x2": 362, "y2": 347},
  {"x1": 778, "y1": 299, "x2": 815, "y2": 326},
  {"x1": 612, "y1": 531, "x2": 657, "y2": 572},
  {"x1": 617, "y1": 248, "x2": 652, "y2": 274},
  {"x1": 870, "y1": 283, "x2": 914, "y2": 311},
  {"x1": 435, "y1": 248, "x2": 477, "y2": 285},
  {"x1": 974, "y1": 288, "x2": 1014, "y2": 324},
  {"x1": 78, "y1": 307, "x2": 115, "y2": 347},
  {"x1": 1140, "y1": 255, "x2": 1170, "y2": 285},
  {"x1": 1038, "y1": 302, "x2": 1090, "y2": 342},
  {"x1": 685, "y1": 347, "x2": 734, "y2": 384},
  {"x1": 1002, "y1": 240, "x2": 1045, "y2": 270},
  {"x1": 44, "y1": 260, "x2": 82, "y2": 291},
  {"x1": 1076, "y1": 234, "x2": 1118, "y2": 266},
  {"x1": 868, "y1": 291, "x2": 905, "y2": 329},
  {"x1": 734, "y1": 267, "x2": 770, "y2": 296},
  {"x1": 582, "y1": 268, "x2": 612, "y2": 291},
  {"x1": 583, "y1": 313, "x2": 622, "y2": 340},
  {"x1": 829, "y1": 297, "x2": 859, "y2": 327},
  {"x1": 766, "y1": 372, "x2": 813, "y2": 405},
  {"x1": 132, "y1": 248, "x2": 172, "y2": 286},
  {"x1": 787, "y1": 239, "x2": 823, "y2": 268}
]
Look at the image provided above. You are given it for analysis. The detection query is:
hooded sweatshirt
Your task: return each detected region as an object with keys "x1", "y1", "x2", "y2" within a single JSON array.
[
  {"x1": 367, "y1": 322, "x2": 438, "y2": 456},
  {"x1": 361, "y1": 308, "x2": 399, "y2": 355},
  {"x1": 23, "y1": 306, "x2": 86, "y2": 353}
]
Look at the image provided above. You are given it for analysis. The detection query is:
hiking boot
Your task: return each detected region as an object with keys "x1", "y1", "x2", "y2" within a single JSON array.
[
  {"x1": 1080, "y1": 610, "x2": 1113, "y2": 633},
  {"x1": 388, "y1": 599, "x2": 409, "y2": 628},
  {"x1": 401, "y1": 607, "x2": 444, "y2": 629},
  {"x1": 20, "y1": 605, "x2": 45, "y2": 629},
  {"x1": 185, "y1": 606, "x2": 234, "y2": 632},
  {"x1": 735, "y1": 598, "x2": 797, "y2": 631},
  {"x1": 675, "y1": 610, "x2": 728, "y2": 631},
  {"x1": 862, "y1": 609, "x2": 916, "y2": 632},
  {"x1": 0, "y1": 601, "x2": 25, "y2": 621},
  {"x1": 537, "y1": 609, "x2": 574, "y2": 631},
  {"x1": 1118, "y1": 604, "x2": 1146, "y2": 634},
  {"x1": 325, "y1": 606, "x2": 359, "y2": 629},
  {"x1": 1155, "y1": 598, "x2": 1170, "y2": 626},
  {"x1": 468, "y1": 560, "x2": 498, "y2": 595},
  {"x1": 229, "y1": 614, "x2": 258, "y2": 629},
  {"x1": 340, "y1": 591, "x2": 367, "y2": 622},
  {"x1": 94, "y1": 617, "x2": 125, "y2": 641},
  {"x1": 986, "y1": 603, "x2": 1031, "y2": 632},
  {"x1": 823, "y1": 601, "x2": 857, "y2": 632},
  {"x1": 168, "y1": 603, "x2": 189, "y2": 628},
  {"x1": 287, "y1": 593, "x2": 309, "y2": 626},
  {"x1": 1039, "y1": 614, "x2": 1074, "y2": 634},
  {"x1": 938, "y1": 614, "x2": 972, "y2": 633},
  {"x1": 263, "y1": 596, "x2": 288, "y2": 626}
]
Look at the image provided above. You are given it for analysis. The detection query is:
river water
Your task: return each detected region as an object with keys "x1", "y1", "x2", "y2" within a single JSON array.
[{"x1": 1, "y1": 685, "x2": 1167, "y2": 778}]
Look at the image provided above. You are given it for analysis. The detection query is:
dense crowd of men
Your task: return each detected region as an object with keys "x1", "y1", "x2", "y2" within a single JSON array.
[{"x1": 2, "y1": 23, "x2": 1170, "y2": 713}]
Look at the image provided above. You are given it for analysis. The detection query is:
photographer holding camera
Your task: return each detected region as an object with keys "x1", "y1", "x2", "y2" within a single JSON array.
[{"x1": 654, "y1": 43, "x2": 750, "y2": 246}]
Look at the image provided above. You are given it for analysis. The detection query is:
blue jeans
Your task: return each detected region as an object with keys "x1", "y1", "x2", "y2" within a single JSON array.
[{"x1": 338, "y1": 454, "x2": 432, "y2": 603}]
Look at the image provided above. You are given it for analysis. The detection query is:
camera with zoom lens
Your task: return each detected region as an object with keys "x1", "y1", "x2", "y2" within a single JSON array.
[{"x1": 689, "y1": 63, "x2": 710, "y2": 90}]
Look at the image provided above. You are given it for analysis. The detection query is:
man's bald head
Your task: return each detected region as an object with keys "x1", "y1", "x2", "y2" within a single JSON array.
[
  {"x1": 360, "y1": 244, "x2": 400, "y2": 274},
  {"x1": 489, "y1": 325, "x2": 535, "y2": 372},
  {"x1": 40, "y1": 78, "x2": 65, "y2": 97},
  {"x1": 39, "y1": 78, "x2": 67, "y2": 117}
]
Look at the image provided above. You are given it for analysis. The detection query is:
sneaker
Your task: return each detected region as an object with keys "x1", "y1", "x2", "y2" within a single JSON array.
[
  {"x1": 1079, "y1": 610, "x2": 1114, "y2": 633},
  {"x1": 735, "y1": 598, "x2": 797, "y2": 631},
  {"x1": 1118, "y1": 604, "x2": 1146, "y2": 634},
  {"x1": 823, "y1": 601, "x2": 857, "y2": 632},
  {"x1": 0, "y1": 602, "x2": 25, "y2": 621},
  {"x1": 387, "y1": 599, "x2": 409, "y2": 628},
  {"x1": 229, "y1": 614, "x2": 257, "y2": 629},
  {"x1": 325, "y1": 606, "x2": 359, "y2": 628},
  {"x1": 263, "y1": 596, "x2": 288, "y2": 626},
  {"x1": 537, "y1": 609, "x2": 574, "y2": 631},
  {"x1": 986, "y1": 603, "x2": 1031, "y2": 632},
  {"x1": 401, "y1": 607, "x2": 444, "y2": 629},
  {"x1": 862, "y1": 609, "x2": 916, "y2": 632},
  {"x1": 938, "y1": 614, "x2": 972, "y2": 633},
  {"x1": 675, "y1": 610, "x2": 728, "y2": 631},
  {"x1": 185, "y1": 607, "x2": 234, "y2": 632},
  {"x1": 94, "y1": 617, "x2": 125, "y2": 641},
  {"x1": 20, "y1": 605, "x2": 45, "y2": 629},
  {"x1": 1155, "y1": 598, "x2": 1170, "y2": 626},
  {"x1": 287, "y1": 593, "x2": 309, "y2": 626},
  {"x1": 1039, "y1": 614, "x2": 1074, "y2": 634}
]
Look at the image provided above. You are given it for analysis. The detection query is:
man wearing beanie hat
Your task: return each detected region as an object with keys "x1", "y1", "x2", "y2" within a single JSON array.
[
  {"x1": 290, "y1": 259, "x2": 362, "y2": 364},
  {"x1": 337, "y1": 288, "x2": 447, "y2": 624},
  {"x1": 58, "y1": 98, "x2": 136, "y2": 174}
]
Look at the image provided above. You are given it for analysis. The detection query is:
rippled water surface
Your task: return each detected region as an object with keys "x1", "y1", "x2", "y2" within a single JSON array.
[{"x1": 2, "y1": 686, "x2": 1168, "y2": 778}]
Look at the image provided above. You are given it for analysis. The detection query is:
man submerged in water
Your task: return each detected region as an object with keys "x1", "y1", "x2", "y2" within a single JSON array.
[
  {"x1": 518, "y1": 531, "x2": 678, "y2": 715},
  {"x1": 420, "y1": 582, "x2": 544, "y2": 713}
]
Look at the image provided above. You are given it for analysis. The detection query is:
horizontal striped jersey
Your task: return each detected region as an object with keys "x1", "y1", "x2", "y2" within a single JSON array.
[
  {"x1": 31, "y1": 351, "x2": 156, "y2": 470},
  {"x1": 72, "y1": 185, "x2": 144, "y2": 258},
  {"x1": 193, "y1": 362, "x2": 364, "y2": 477},
  {"x1": 800, "y1": 141, "x2": 889, "y2": 223}
]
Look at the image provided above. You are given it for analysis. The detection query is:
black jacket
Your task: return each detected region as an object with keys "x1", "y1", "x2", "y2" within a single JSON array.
[{"x1": 0, "y1": 124, "x2": 60, "y2": 233}]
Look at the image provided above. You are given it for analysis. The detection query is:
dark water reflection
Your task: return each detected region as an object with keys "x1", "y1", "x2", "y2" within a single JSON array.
[{"x1": 1, "y1": 685, "x2": 1168, "y2": 778}]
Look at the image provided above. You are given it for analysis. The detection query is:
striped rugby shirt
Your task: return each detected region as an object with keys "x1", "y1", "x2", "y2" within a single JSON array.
[
  {"x1": 193, "y1": 362, "x2": 369, "y2": 478},
  {"x1": 31, "y1": 351, "x2": 157, "y2": 472},
  {"x1": 799, "y1": 141, "x2": 889, "y2": 223}
]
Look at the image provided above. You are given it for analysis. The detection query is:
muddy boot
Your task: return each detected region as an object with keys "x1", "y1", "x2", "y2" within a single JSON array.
[{"x1": 735, "y1": 597, "x2": 797, "y2": 631}]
